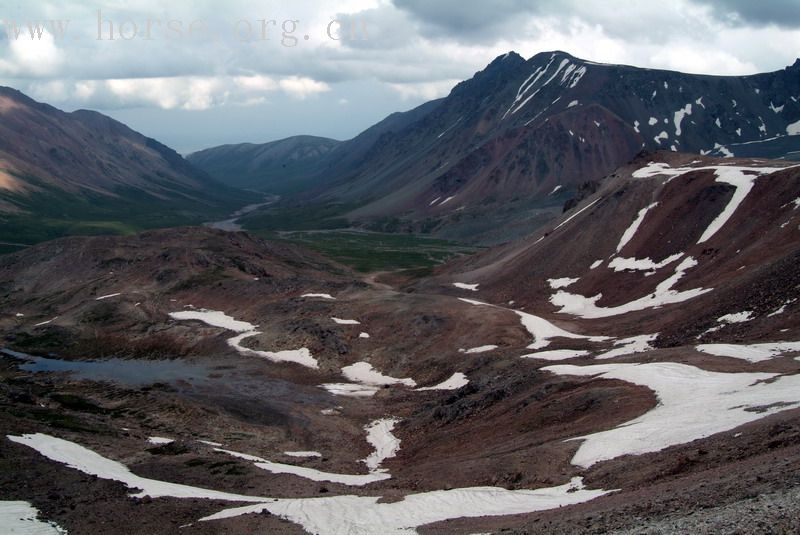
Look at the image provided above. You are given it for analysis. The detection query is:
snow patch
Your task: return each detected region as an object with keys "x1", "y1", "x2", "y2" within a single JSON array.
[
  {"x1": 147, "y1": 437, "x2": 174, "y2": 445},
  {"x1": 320, "y1": 383, "x2": 379, "y2": 397},
  {"x1": 717, "y1": 311, "x2": 754, "y2": 324},
  {"x1": 554, "y1": 198, "x2": 601, "y2": 230},
  {"x1": 301, "y1": 293, "x2": 336, "y2": 300},
  {"x1": 596, "y1": 334, "x2": 658, "y2": 360},
  {"x1": 673, "y1": 103, "x2": 692, "y2": 136},
  {"x1": 633, "y1": 163, "x2": 796, "y2": 244},
  {"x1": 332, "y1": 317, "x2": 361, "y2": 325},
  {"x1": 521, "y1": 349, "x2": 589, "y2": 361},
  {"x1": 95, "y1": 292, "x2": 121, "y2": 301},
  {"x1": 228, "y1": 332, "x2": 318, "y2": 369},
  {"x1": 545, "y1": 362, "x2": 800, "y2": 467},
  {"x1": 416, "y1": 372, "x2": 469, "y2": 391},
  {"x1": 547, "y1": 277, "x2": 579, "y2": 289},
  {"x1": 8, "y1": 434, "x2": 610, "y2": 535},
  {"x1": 7, "y1": 433, "x2": 273, "y2": 502},
  {"x1": 551, "y1": 257, "x2": 710, "y2": 319},
  {"x1": 169, "y1": 310, "x2": 255, "y2": 333},
  {"x1": 714, "y1": 143, "x2": 734, "y2": 158},
  {"x1": 458, "y1": 298, "x2": 608, "y2": 350},
  {"x1": 215, "y1": 446, "x2": 391, "y2": 486},
  {"x1": 616, "y1": 203, "x2": 658, "y2": 253},
  {"x1": 283, "y1": 451, "x2": 322, "y2": 458},
  {"x1": 363, "y1": 418, "x2": 401, "y2": 471},
  {"x1": 199, "y1": 477, "x2": 610, "y2": 532},
  {"x1": 696, "y1": 342, "x2": 800, "y2": 363},
  {"x1": 0, "y1": 501, "x2": 66, "y2": 534},
  {"x1": 453, "y1": 282, "x2": 479, "y2": 291},
  {"x1": 608, "y1": 253, "x2": 683, "y2": 272},
  {"x1": 342, "y1": 362, "x2": 416, "y2": 387},
  {"x1": 698, "y1": 167, "x2": 759, "y2": 243},
  {"x1": 460, "y1": 345, "x2": 498, "y2": 354}
]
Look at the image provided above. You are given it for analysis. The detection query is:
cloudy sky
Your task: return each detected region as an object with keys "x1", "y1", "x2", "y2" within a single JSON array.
[{"x1": 1, "y1": 0, "x2": 799, "y2": 153}]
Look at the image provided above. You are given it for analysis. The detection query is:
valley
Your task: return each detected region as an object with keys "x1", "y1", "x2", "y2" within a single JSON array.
[
  {"x1": 1, "y1": 149, "x2": 799, "y2": 533},
  {"x1": 0, "y1": 40, "x2": 799, "y2": 534}
]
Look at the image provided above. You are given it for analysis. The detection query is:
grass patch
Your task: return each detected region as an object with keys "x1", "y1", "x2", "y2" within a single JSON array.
[
  {"x1": 0, "y1": 173, "x2": 248, "y2": 248},
  {"x1": 240, "y1": 202, "x2": 356, "y2": 231},
  {"x1": 255, "y1": 230, "x2": 480, "y2": 273}
]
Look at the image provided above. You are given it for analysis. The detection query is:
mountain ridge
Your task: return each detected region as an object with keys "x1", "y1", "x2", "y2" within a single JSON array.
[
  {"x1": 191, "y1": 51, "x2": 800, "y2": 244},
  {"x1": 0, "y1": 87, "x2": 249, "y2": 245}
]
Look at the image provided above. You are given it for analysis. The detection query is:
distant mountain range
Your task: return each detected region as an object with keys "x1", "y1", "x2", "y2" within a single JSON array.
[
  {"x1": 188, "y1": 135, "x2": 341, "y2": 195},
  {"x1": 0, "y1": 87, "x2": 247, "y2": 246},
  {"x1": 190, "y1": 51, "x2": 800, "y2": 244}
]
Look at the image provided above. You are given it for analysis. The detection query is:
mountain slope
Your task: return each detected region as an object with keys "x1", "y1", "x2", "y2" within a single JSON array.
[
  {"x1": 2, "y1": 156, "x2": 800, "y2": 533},
  {"x1": 187, "y1": 135, "x2": 341, "y2": 194},
  {"x1": 430, "y1": 151, "x2": 800, "y2": 345},
  {"x1": 0, "y1": 87, "x2": 248, "y2": 245},
  {"x1": 193, "y1": 51, "x2": 800, "y2": 244}
]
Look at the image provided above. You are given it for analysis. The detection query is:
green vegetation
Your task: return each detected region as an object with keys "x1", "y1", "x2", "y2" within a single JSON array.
[
  {"x1": 255, "y1": 229, "x2": 481, "y2": 272},
  {"x1": 240, "y1": 202, "x2": 355, "y2": 231},
  {"x1": 0, "y1": 176, "x2": 247, "y2": 248}
]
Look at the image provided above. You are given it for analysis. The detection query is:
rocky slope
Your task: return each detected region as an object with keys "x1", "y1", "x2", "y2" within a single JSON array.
[
  {"x1": 192, "y1": 51, "x2": 800, "y2": 244},
  {"x1": 0, "y1": 158, "x2": 798, "y2": 533},
  {"x1": 431, "y1": 151, "x2": 800, "y2": 343}
]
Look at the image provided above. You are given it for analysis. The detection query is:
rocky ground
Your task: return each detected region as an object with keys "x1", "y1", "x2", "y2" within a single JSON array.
[{"x1": 0, "y1": 173, "x2": 798, "y2": 535}]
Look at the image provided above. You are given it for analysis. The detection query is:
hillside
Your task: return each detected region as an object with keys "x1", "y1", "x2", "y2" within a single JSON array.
[
  {"x1": 193, "y1": 52, "x2": 800, "y2": 244},
  {"x1": 1, "y1": 156, "x2": 799, "y2": 532},
  {"x1": 187, "y1": 135, "x2": 341, "y2": 194},
  {"x1": 0, "y1": 87, "x2": 248, "y2": 247}
]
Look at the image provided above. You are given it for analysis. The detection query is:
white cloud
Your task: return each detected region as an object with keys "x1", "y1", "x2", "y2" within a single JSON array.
[
  {"x1": 0, "y1": 30, "x2": 64, "y2": 77},
  {"x1": 233, "y1": 75, "x2": 278, "y2": 92},
  {"x1": 278, "y1": 76, "x2": 331, "y2": 99},
  {"x1": 387, "y1": 79, "x2": 459, "y2": 100},
  {"x1": 25, "y1": 74, "x2": 331, "y2": 110},
  {"x1": 3, "y1": 0, "x2": 800, "y2": 149},
  {"x1": 648, "y1": 46, "x2": 757, "y2": 76}
]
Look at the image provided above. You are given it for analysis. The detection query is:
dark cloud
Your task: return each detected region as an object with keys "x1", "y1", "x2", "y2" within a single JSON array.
[
  {"x1": 699, "y1": 0, "x2": 800, "y2": 27},
  {"x1": 392, "y1": 0, "x2": 544, "y2": 39}
]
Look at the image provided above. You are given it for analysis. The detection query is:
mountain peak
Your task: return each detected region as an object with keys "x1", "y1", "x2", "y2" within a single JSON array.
[
  {"x1": 488, "y1": 51, "x2": 526, "y2": 68},
  {"x1": 528, "y1": 50, "x2": 578, "y2": 63}
]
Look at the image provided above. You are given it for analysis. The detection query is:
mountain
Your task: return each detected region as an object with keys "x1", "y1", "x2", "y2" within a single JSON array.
[
  {"x1": 186, "y1": 99, "x2": 443, "y2": 196},
  {"x1": 187, "y1": 135, "x2": 341, "y2": 194},
  {"x1": 192, "y1": 51, "x2": 800, "y2": 244},
  {"x1": 0, "y1": 87, "x2": 248, "y2": 246},
  {"x1": 430, "y1": 151, "x2": 799, "y2": 347},
  {"x1": 2, "y1": 154, "x2": 800, "y2": 533}
]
